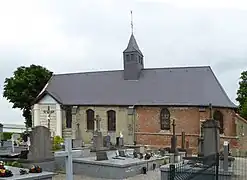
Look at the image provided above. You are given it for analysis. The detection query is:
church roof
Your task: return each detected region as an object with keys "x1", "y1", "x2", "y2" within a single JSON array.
[
  {"x1": 123, "y1": 34, "x2": 143, "y2": 56},
  {"x1": 35, "y1": 66, "x2": 236, "y2": 108}
]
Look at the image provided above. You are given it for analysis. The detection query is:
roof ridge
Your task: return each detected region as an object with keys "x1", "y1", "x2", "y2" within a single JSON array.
[{"x1": 53, "y1": 65, "x2": 211, "y2": 76}]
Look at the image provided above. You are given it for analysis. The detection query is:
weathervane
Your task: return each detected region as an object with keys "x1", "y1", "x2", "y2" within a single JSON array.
[{"x1": 131, "y1": 10, "x2": 133, "y2": 34}]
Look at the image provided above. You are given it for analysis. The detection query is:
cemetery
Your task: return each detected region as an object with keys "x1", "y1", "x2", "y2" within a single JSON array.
[{"x1": 0, "y1": 111, "x2": 246, "y2": 180}]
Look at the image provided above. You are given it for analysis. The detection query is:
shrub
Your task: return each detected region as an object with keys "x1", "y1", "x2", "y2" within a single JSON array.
[
  {"x1": 52, "y1": 136, "x2": 64, "y2": 151},
  {"x1": 2, "y1": 132, "x2": 14, "y2": 141}
]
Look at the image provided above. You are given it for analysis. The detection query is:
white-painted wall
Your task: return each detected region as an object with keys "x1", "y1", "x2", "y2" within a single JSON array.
[{"x1": 33, "y1": 94, "x2": 62, "y2": 137}]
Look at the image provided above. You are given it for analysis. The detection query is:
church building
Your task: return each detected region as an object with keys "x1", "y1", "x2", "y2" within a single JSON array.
[{"x1": 32, "y1": 31, "x2": 246, "y2": 153}]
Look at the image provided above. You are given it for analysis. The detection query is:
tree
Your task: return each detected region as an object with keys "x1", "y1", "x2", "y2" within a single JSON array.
[
  {"x1": 236, "y1": 70, "x2": 247, "y2": 119},
  {"x1": 240, "y1": 99, "x2": 247, "y2": 119},
  {"x1": 3, "y1": 65, "x2": 53, "y2": 127}
]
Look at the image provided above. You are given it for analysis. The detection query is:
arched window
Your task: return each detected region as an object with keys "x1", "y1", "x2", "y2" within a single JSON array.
[
  {"x1": 160, "y1": 108, "x2": 170, "y2": 130},
  {"x1": 107, "y1": 110, "x2": 116, "y2": 131},
  {"x1": 86, "y1": 109, "x2": 94, "y2": 130},
  {"x1": 213, "y1": 110, "x2": 224, "y2": 134}
]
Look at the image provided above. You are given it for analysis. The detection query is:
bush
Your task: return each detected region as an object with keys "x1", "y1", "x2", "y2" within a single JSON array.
[
  {"x1": 52, "y1": 136, "x2": 64, "y2": 151},
  {"x1": 2, "y1": 132, "x2": 14, "y2": 141}
]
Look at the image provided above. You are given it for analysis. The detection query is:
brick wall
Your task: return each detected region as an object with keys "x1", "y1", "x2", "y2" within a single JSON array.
[{"x1": 135, "y1": 106, "x2": 237, "y2": 153}]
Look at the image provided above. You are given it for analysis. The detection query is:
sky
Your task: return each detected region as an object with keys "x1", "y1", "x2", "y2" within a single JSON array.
[{"x1": 0, "y1": 0, "x2": 247, "y2": 125}]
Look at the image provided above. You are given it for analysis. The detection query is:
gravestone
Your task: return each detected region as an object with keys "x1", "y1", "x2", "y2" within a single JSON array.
[
  {"x1": 92, "y1": 115, "x2": 103, "y2": 151},
  {"x1": 203, "y1": 120, "x2": 220, "y2": 157},
  {"x1": 181, "y1": 131, "x2": 185, "y2": 149},
  {"x1": 170, "y1": 120, "x2": 178, "y2": 154},
  {"x1": 72, "y1": 123, "x2": 83, "y2": 149},
  {"x1": 103, "y1": 134, "x2": 111, "y2": 148},
  {"x1": 28, "y1": 126, "x2": 53, "y2": 161},
  {"x1": 20, "y1": 126, "x2": 55, "y2": 171}
]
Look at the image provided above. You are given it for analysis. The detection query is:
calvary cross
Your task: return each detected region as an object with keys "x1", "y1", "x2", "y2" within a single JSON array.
[{"x1": 43, "y1": 106, "x2": 55, "y2": 130}]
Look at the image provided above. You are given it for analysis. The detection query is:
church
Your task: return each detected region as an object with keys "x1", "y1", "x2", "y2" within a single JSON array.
[{"x1": 32, "y1": 31, "x2": 247, "y2": 153}]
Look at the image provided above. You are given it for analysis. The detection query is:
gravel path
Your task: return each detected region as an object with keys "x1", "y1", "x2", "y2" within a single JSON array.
[{"x1": 53, "y1": 169, "x2": 160, "y2": 180}]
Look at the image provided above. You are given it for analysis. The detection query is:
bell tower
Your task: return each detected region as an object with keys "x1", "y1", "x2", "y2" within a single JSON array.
[{"x1": 123, "y1": 11, "x2": 144, "y2": 80}]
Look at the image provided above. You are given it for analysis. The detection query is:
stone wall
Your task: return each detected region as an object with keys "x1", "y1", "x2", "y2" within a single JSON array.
[
  {"x1": 135, "y1": 106, "x2": 237, "y2": 153},
  {"x1": 62, "y1": 106, "x2": 135, "y2": 145}
]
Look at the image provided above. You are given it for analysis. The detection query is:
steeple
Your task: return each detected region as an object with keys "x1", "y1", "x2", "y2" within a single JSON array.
[{"x1": 123, "y1": 11, "x2": 144, "y2": 80}]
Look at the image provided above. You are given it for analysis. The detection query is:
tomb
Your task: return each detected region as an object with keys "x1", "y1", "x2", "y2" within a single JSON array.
[{"x1": 73, "y1": 149, "x2": 169, "y2": 179}]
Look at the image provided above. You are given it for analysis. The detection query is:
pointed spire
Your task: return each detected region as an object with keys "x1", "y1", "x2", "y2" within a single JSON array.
[{"x1": 123, "y1": 34, "x2": 143, "y2": 56}]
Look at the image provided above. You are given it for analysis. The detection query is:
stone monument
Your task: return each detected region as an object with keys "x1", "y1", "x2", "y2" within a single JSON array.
[
  {"x1": 72, "y1": 123, "x2": 83, "y2": 149},
  {"x1": 92, "y1": 115, "x2": 103, "y2": 151},
  {"x1": 20, "y1": 126, "x2": 55, "y2": 171},
  {"x1": 169, "y1": 119, "x2": 179, "y2": 163},
  {"x1": 170, "y1": 119, "x2": 178, "y2": 154},
  {"x1": 181, "y1": 131, "x2": 185, "y2": 149}
]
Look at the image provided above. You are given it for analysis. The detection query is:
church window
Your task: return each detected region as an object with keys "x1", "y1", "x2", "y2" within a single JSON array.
[
  {"x1": 65, "y1": 106, "x2": 72, "y2": 128},
  {"x1": 86, "y1": 109, "x2": 95, "y2": 130},
  {"x1": 160, "y1": 108, "x2": 170, "y2": 130},
  {"x1": 131, "y1": 54, "x2": 134, "y2": 61},
  {"x1": 126, "y1": 54, "x2": 130, "y2": 61},
  {"x1": 107, "y1": 110, "x2": 116, "y2": 131},
  {"x1": 213, "y1": 110, "x2": 224, "y2": 134}
]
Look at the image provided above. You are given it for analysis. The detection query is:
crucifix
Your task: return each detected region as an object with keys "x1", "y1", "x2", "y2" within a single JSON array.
[
  {"x1": 43, "y1": 106, "x2": 55, "y2": 131},
  {"x1": 94, "y1": 115, "x2": 101, "y2": 132}
]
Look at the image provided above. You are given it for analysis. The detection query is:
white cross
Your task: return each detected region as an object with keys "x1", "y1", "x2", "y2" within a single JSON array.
[{"x1": 54, "y1": 139, "x2": 73, "y2": 180}]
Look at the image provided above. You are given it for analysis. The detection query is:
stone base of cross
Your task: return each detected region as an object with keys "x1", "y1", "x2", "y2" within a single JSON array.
[{"x1": 55, "y1": 138, "x2": 77, "y2": 180}]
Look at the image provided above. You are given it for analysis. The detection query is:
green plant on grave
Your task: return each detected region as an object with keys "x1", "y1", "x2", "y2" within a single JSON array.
[
  {"x1": 52, "y1": 136, "x2": 64, "y2": 151},
  {"x1": 4, "y1": 161, "x2": 23, "y2": 168}
]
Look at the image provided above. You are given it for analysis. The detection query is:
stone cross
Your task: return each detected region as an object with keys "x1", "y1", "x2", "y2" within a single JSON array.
[
  {"x1": 55, "y1": 139, "x2": 73, "y2": 180},
  {"x1": 172, "y1": 119, "x2": 176, "y2": 135},
  {"x1": 170, "y1": 119, "x2": 178, "y2": 154},
  {"x1": 95, "y1": 115, "x2": 101, "y2": 132},
  {"x1": 43, "y1": 106, "x2": 55, "y2": 130}
]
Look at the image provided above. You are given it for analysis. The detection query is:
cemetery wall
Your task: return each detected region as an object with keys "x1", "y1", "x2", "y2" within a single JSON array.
[
  {"x1": 63, "y1": 106, "x2": 134, "y2": 144},
  {"x1": 135, "y1": 106, "x2": 239, "y2": 153}
]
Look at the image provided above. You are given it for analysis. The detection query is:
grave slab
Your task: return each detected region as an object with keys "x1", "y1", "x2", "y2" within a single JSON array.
[
  {"x1": 73, "y1": 155, "x2": 169, "y2": 179},
  {"x1": 0, "y1": 166, "x2": 54, "y2": 180}
]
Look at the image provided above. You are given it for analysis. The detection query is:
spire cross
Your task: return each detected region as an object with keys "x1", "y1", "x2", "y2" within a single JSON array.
[{"x1": 131, "y1": 10, "x2": 133, "y2": 34}]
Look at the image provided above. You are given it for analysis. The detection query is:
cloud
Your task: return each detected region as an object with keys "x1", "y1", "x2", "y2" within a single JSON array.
[{"x1": 0, "y1": 0, "x2": 246, "y2": 124}]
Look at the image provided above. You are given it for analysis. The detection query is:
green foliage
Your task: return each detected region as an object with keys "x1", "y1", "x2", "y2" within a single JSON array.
[
  {"x1": 5, "y1": 161, "x2": 23, "y2": 168},
  {"x1": 3, "y1": 65, "x2": 53, "y2": 127},
  {"x1": 52, "y1": 136, "x2": 64, "y2": 151},
  {"x1": 240, "y1": 99, "x2": 247, "y2": 119},
  {"x1": 236, "y1": 70, "x2": 247, "y2": 119},
  {"x1": 2, "y1": 132, "x2": 14, "y2": 141}
]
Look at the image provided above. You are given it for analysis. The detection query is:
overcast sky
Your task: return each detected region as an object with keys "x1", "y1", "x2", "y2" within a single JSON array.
[{"x1": 0, "y1": 0, "x2": 247, "y2": 125}]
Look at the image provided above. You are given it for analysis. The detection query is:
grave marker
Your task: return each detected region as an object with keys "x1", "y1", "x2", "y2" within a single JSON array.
[{"x1": 54, "y1": 138, "x2": 74, "y2": 180}]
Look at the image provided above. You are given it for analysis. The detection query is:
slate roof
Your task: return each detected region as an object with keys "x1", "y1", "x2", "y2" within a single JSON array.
[
  {"x1": 36, "y1": 66, "x2": 236, "y2": 108},
  {"x1": 123, "y1": 34, "x2": 143, "y2": 56}
]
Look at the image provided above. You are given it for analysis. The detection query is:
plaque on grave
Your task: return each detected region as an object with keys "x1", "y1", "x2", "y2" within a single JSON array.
[
  {"x1": 96, "y1": 151, "x2": 108, "y2": 161},
  {"x1": 118, "y1": 150, "x2": 126, "y2": 157}
]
